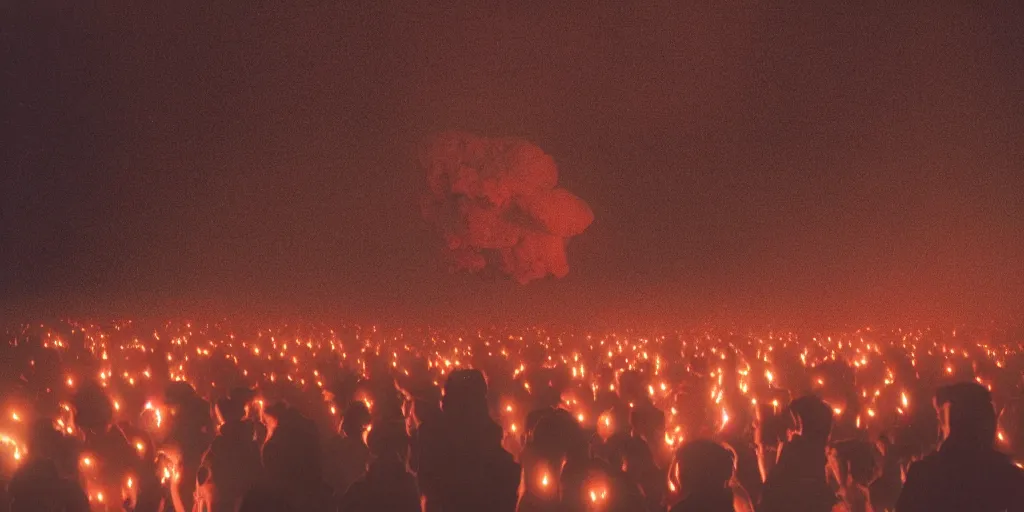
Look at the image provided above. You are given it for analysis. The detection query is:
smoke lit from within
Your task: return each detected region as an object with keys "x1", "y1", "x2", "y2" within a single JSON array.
[{"x1": 418, "y1": 132, "x2": 594, "y2": 284}]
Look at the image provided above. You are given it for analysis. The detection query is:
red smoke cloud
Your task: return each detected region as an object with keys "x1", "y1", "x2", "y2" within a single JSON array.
[{"x1": 419, "y1": 132, "x2": 593, "y2": 283}]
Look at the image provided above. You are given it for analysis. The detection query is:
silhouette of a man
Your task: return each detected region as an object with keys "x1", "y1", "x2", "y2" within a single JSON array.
[
  {"x1": 669, "y1": 440, "x2": 736, "y2": 512},
  {"x1": 759, "y1": 395, "x2": 838, "y2": 512},
  {"x1": 896, "y1": 382, "x2": 1024, "y2": 512}
]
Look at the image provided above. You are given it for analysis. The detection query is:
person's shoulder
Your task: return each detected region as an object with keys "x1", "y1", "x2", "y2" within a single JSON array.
[
  {"x1": 903, "y1": 452, "x2": 941, "y2": 481},
  {"x1": 991, "y1": 451, "x2": 1024, "y2": 482},
  {"x1": 339, "y1": 479, "x2": 369, "y2": 506},
  {"x1": 60, "y1": 477, "x2": 89, "y2": 505}
]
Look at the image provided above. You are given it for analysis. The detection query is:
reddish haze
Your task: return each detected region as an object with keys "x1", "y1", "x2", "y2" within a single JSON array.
[{"x1": 3, "y1": 1, "x2": 1022, "y2": 326}]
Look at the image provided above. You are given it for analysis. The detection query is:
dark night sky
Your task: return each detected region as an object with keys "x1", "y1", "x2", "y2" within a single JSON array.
[{"x1": 3, "y1": 1, "x2": 1023, "y2": 325}]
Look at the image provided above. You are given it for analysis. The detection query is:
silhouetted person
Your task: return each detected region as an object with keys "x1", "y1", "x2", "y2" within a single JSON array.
[
  {"x1": 528, "y1": 410, "x2": 589, "y2": 512},
  {"x1": 517, "y1": 408, "x2": 580, "y2": 512},
  {"x1": 759, "y1": 395, "x2": 837, "y2": 512},
  {"x1": 71, "y1": 380, "x2": 139, "y2": 508},
  {"x1": 417, "y1": 369, "x2": 520, "y2": 512},
  {"x1": 868, "y1": 434, "x2": 901, "y2": 512},
  {"x1": 828, "y1": 439, "x2": 878, "y2": 512},
  {"x1": 568, "y1": 458, "x2": 645, "y2": 512},
  {"x1": 668, "y1": 440, "x2": 736, "y2": 512},
  {"x1": 405, "y1": 394, "x2": 441, "y2": 474},
  {"x1": 338, "y1": 420, "x2": 420, "y2": 512},
  {"x1": 895, "y1": 382, "x2": 1024, "y2": 512},
  {"x1": 753, "y1": 393, "x2": 791, "y2": 485},
  {"x1": 259, "y1": 402, "x2": 334, "y2": 512},
  {"x1": 323, "y1": 401, "x2": 371, "y2": 499},
  {"x1": 615, "y1": 370, "x2": 666, "y2": 450},
  {"x1": 230, "y1": 387, "x2": 267, "y2": 446},
  {"x1": 164, "y1": 382, "x2": 214, "y2": 512},
  {"x1": 194, "y1": 396, "x2": 262, "y2": 512},
  {"x1": 616, "y1": 435, "x2": 665, "y2": 512},
  {"x1": 7, "y1": 419, "x2": 90, "y2": 512}
]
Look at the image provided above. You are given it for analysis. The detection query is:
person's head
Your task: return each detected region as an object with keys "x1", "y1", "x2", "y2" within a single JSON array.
[
  {"x1": 615, "y1": 370, "x2": 644, "y2": 403},
  {"x1": 828, "y1": 439, "x2": 878, "y2": 487},
  {"x1": 340, "y1": 401, "x2": 372, "y2": 439},
  {"x1": 229, "y1": 387, "x2": 256, "y2": 407},
  {"x1": 441, "y1": 369, "x2": 488, "y2": 417},
  {"x1": 72, "y1": 380, "x2": 114, "y2": 433},
  {"x1": 529, "y1": 408, "x2": 585, "y2": 463},
  {"x1": 215, "y1": 397, "x2": 246, "y2": 426},
  {"x1": 875, "y1": 432, "x2": 893, "y2": 458},
  {"x1": 934, "y1": 382, "x2": 996, "y2": 448},
  {"x1": 788, "y1": 395, "x2": 834, "y2": 443},
  {"x1": 367, "y1": 420, "x2": 409, "y2": 464},
  {"x1": 620, "y1": 435, "x2": 657, "y2": 474},
  {"x1": 408, "y1": 396, "x2": 440, "y2": 432},
  {"x1": 629, "y1": 406, "x2": 665, "y2": 442},
  {"x1": 754, "y1": 402, "x2": 792, "y2": 449},
  {"x1": 27, "y1": 419, "x2": 64, "y2": 461},
  {"x1": 164, "y1": 381, "x2": 201, "y2": 421},
  {"x1": 262, "y1": 401, "x2": 290, "y2": 442},
  {"x1": 261, "y1": 406, "x2": 322, "y2": 486},
  {"x1": 165, "y1": 381, "x2": 197, "y2": 406},
  {"x1": 670, "y1": 440, "x2": 735, "y2": 500}
]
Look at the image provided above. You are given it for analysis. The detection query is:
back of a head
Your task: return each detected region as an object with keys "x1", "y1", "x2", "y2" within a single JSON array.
[
  {"x1": 216, "y1": 397, "x2": 246, "y2": 425},
  {"x1": 262, "y1": 406, "x2": 323, "y2": 486},
  {"x1": 72, "y1": 380, "x2": 114, "y2": 432},
  {"x1": 27, "y1": 419, "x2": 64, "y2": 461},
  {"x1": 790, "y1": 395, "x2": 834, "y2": 442},
  {"x1": 529, "y1": 408, "x2": 583, "y2": 462},
  {"x1": 616, "y1": 370, "x2": 644, "y2": 401},
  {"x1": 441, "y1": 369, "x2": 488, "y2": 417},
  {"x1": 230, "y1": 387, "x2": 257, "y2": 404},
  {"x1": 673, "y1": 440, "x2": 735, "y2": 496},
  {"x1": 409, "y1": 397, "x2": 441, "y2": 428},
  {"x1": 262, "y1": 401, "x2": 290, "y2": 441},
  {"x1": 830, "y1": 439, "x2": 879, "y2": 486},
  {"x1": 367, "y1": 420, "x2": 409, "y2": 461},
  {"x1": 165, "y1": 381, "x2": 198, "y2": 407},
  {"x1": 622, "y1": 435, "x2": 657, "y2": 473},
  {"x1": 341, "y1": 401, "x2": 372, "y2": 438},
  {"x1": 935, "y1": 382, "x2": 996, "y2": 448}
]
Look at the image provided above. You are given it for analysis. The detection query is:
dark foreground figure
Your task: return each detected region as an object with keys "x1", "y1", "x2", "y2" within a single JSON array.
[{"x1": 896, "y1": 383, "x2": 1024, "y2": 512}]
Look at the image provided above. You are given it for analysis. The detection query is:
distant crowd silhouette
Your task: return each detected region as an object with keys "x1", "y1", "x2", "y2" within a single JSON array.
[{"x1": 1, "y1": 326, "x2": 1022, "y2": 512}]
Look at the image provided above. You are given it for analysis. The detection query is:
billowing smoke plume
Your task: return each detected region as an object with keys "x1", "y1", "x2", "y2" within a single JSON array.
[{"x1": 419, "y1": 132, "x2": 593, "y2": 283}]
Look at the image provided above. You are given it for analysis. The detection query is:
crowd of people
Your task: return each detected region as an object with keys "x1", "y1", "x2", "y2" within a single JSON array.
[{"x1": 0, "y1": 321, "x2": 1021, "y2": 512}]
